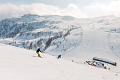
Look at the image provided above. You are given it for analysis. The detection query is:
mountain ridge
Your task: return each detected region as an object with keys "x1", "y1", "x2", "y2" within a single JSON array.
[{"x1": 0, "y1": 14, "x2": 120, "y2": 60}]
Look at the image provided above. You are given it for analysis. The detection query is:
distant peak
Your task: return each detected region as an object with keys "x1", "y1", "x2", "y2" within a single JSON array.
[{"x1": 21, "y1": 14, "x2": 40, "y2": 18}]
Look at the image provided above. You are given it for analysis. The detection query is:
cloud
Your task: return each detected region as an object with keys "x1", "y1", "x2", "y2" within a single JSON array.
[
  {"x1": 1, "y1": 1, "x2": 120, "y2": 20},
  {"x1": 61, "y1": 4, "x2": 87, "y2": 18},
  {"x1": 84, "y1": 0, "x2": 120, "y2": 17},
  {"x1": 0, "y1": 3, "x2": 87, "y2": 20}
]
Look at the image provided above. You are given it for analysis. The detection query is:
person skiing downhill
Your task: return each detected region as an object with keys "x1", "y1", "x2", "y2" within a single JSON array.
[{"x1": 36, "y1": 48, "x2": 41, "y2": 57}]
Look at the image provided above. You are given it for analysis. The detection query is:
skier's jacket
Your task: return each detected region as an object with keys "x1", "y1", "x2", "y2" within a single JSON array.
[{"x1": 36, "y1": 48, "x2": 41, "y2": 52}]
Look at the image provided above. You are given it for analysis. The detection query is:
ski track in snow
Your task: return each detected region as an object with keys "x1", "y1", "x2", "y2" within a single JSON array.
[{"x1": 62, "y1": 22, "x2": 120, "y2": 62}]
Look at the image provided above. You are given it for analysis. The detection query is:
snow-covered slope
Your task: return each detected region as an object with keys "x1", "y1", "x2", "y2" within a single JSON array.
[
  {"x1": 63, "y1": 24, "x2": 120, "y2": 63},
  {"x1": 0, "y1": 43, "x2": 120, "y2": 80},
  {"x1": 45, "y1": 15, "x2": 120, "y2": 63}
]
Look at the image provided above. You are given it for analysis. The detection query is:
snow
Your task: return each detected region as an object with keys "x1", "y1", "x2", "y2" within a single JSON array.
[
  {"x1": 0, "y1": 15, "x2": 120, "y2": 80},
  {"x1": 0, "y1": 43, "x2": 120, "y2": 80}
]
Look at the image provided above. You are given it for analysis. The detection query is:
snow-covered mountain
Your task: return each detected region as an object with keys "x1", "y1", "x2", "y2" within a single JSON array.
[
  {"x1": 0, "y1": 14, "x2": 120, "y2": 80},
  {"x1": 0, "y1": 14, "x2": 120, "y2": 62},
  {"x1": 0, "y1": 14, "x2": 82, "y2": 52}
]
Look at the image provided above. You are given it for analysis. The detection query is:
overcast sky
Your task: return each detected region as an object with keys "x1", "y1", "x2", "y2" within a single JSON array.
[{"x1": 0, "y1": 0, "x2": 120, "y2": 20}]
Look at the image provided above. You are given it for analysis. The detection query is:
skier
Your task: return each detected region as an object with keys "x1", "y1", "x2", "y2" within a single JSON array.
[
  {"x1": 57, "y1": 55, "x2": 61, "y2": 59},
  {"x1": 36, "y1": 48, "x2": 41, "y2": 57}
]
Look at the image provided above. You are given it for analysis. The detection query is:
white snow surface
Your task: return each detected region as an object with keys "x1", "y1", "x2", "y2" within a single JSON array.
[{"x1": 0, "y1": 43, "x2": 120, "y2": 80}]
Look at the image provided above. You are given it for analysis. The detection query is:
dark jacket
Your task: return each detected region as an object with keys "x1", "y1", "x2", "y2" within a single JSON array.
[
  {"x1": 57, "y1": 55, "x2": 61, "y2": 59},
  {"x1": 36, "y1": 48, "x2": 41, "y2": 52}
]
